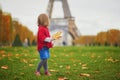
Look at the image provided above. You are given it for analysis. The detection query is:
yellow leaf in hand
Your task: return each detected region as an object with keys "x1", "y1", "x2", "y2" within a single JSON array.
[{"x1": 52, "y1": 31, "x2": 62, "y2": 40}]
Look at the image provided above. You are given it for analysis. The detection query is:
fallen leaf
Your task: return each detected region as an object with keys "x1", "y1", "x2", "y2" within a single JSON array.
[
  {"x1": 53, "y1": 55, "x2": 57, "y2": 57},
  {"x1": 0, "y1": 50, "x2": 6, "y2": 54},
  {"x1": 49, "y1": 69, "x2": 58, "y2": 72},
  {"x1": 1, "y1": 65, "x2": 8, "y2": 69},
  {"x1": 79, "y1": 62, "x2": 82, "y2": 65},
  {"x1": 2, "y1": 54, "x2": 6, "y2": 57},
  {"x1": 66, "y1": 65, "x2": 70, "y2": 70},
  {"x1": 82, "y1": 64, "x2": 87, "y2": 67},
  {"x1": 65, "y1": 71, "x2": 70, "y2": 74},
  {"x1": 58, "y1": 77, "x2": 64, "y2": 80},
  {"x1": 33, "y1": 59, "x2": 38, "y2": 61},
  {"x1": 15, "y1": 54, "x2": 20, "y2": 59},
  {"x1": 91, "y1": 54, "x2": 95, "y2": 58},
  {"x1": 59, "y1": 65, "x2": 63, "y2": 68},
  {"x1": 29, "y1": 64, "x2": 34, "y2": 66},
  {"x1": 105, "y1": 57, "x2": 119, "y2": 63},
  {"x1": 117, "y1": 72, "x2": 120, "y2": 77},
  {"x1": 58, "y1": 77, "x2": 69, "y2": 80},
  {"x1": 94, "y1": 70, "x2": 100, "y2": 73},
  {"x1": 79, "y1": 73, "x2": 90, "y2": 77},
  {"x1": 21, "y1": 59, "x2": 28, "y2": 63},
  {"x1": 7, "y1": 53, "x2": 12, "y2": 57},
  {"x1": 20, "y1": 72, "x2": 24, "y2": 76},
  {"x1": 82, "y1": 67, "x2": 88, "y2": 70},
  {"x1": 73, "y1": 64, "x2": 76, "y2": 66}
]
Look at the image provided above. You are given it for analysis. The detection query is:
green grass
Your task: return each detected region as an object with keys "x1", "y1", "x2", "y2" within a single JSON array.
[{"x1": 0, "y1": 46, "x2": 120, "y2": 80}]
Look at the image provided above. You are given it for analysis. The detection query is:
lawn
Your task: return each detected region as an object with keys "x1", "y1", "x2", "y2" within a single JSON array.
[{"x1": 0, "y1": 46, "x2": 120, "y2": 80}]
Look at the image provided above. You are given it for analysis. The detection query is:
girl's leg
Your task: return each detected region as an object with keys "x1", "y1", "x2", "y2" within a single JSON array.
[
  {"x1": 43, "y1": 59, "x2": 48, "y2": 72},
  {"x1": 43, "y1": 59, "x2": 51, "y2": 76},
  {"x1": 37, "y1": 59, "x2": 47, "y2": 72}
]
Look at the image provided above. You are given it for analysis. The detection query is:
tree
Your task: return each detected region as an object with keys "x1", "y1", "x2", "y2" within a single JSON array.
[
  {"x1": 73, "y1": 35, "x2": 95, "y2": 46},
  {"x1": 107, "y1": 29, "x2": 120, "y2": 46},
  {"x1": 0, "y1": 7, "x2": 36, "y2": 47},
  {"x1": 32, "y1": 39, "x2": 37, "y2": 46},
  {"x1": 95, "y1": 32, "x2": 107, "y2": 46},
  {"x1": 12, "y1": 34, "x2": 22, "y2": 46},
  {"x1": 0, "y1": 8, "x2": 2, "y2": 45}
]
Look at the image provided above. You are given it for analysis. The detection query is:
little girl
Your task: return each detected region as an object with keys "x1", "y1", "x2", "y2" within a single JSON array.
[{"x1": 35, "y1": 13, "x2": 61, "y2": 76}]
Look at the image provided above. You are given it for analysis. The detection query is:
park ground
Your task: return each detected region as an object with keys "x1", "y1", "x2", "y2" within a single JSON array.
[{"x1": 0, "y1": 46, "x2": 120, "y2": 80}]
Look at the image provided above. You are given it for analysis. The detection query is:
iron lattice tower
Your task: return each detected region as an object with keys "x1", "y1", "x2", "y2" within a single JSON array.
[{"x1": 47, "y1": 0, "x2": 80, "y2": 45}]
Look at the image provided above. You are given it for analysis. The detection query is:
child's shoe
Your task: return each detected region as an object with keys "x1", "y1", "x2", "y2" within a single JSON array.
[
  {"x1": 45, "y1": 71, "x2": 51, "y2": 76},
  {"x1": 35, "y1": 71, "x2": 41, "y2": 76}
]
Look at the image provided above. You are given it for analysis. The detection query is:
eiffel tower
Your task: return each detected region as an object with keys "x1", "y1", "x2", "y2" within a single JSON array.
[{"x1": 46, "y1": 0, "x2": 80, "y2": 45}]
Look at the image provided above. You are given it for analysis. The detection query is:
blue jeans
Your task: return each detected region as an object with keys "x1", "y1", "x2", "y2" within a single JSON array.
[{"x1": 39, "y1": 46, "x2": 50, "y2": 59}]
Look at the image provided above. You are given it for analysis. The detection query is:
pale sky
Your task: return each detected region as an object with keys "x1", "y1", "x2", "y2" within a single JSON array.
[{"x1": 0, "y1": 0, "x2": 120, "y2": 35}]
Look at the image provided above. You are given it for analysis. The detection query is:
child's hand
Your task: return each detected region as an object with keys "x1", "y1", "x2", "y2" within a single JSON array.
[{"x1": 52, "y1": 31, "x2": 62, "y2": 40}]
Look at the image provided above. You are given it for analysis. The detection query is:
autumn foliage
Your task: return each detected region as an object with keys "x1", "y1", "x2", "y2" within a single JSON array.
[
  {"x1": 74, "y1": 29, "x2": 120, "y2": 46},
  {"x1": 0, "y1": 7, "x2": 36, "y2": 46}
]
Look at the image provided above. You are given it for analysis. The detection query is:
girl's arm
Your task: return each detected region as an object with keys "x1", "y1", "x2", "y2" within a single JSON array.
[{"x1": 44, "y1": 37, "x2": 54, "y2": 42}]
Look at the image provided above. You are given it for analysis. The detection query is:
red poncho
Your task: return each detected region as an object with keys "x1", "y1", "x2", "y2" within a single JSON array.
[{"x1": 37, "y1": 26, "x2": 53, "y2": 51}]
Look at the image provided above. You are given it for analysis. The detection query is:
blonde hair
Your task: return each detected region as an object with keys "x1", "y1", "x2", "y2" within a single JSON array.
[{"x1": 37, "y1": 13, "x2": 49, "y2": 27}]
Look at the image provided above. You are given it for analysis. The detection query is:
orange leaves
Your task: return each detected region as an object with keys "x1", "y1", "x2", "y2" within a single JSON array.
[
  {"x1": 1, "y1": 65, "x2": 8, "y2": 69},
  {"x1": 79, "y1": 63, "x2": 89, "y2": 70},
  {"x1": 0, "y1": 50, "x2": 13, "y2": 60},
  {"x1": 0, "y1": 50, "x2": 6, "y2": 57},
  {"x1": 107, "y1": 29, "x2": 120, "y2": 45},
  {"x1": 74, "y1": 29, "x2": 120, "y2": 45},
  {"x1": 0, "y1": 50, "x2": 6, "y2": 54},
  {"x1": 105, "y1": 57, "x2": 119, "y2": 63},
  {"x1": 2, "y1": 14, "x2": 13, "y2": 43},
  {"x1": 79, "y1": 63, "x2": 90, "y2": 77},
  {"x1": 1, "y1": 11, "x2": 35, "y2": 45}
]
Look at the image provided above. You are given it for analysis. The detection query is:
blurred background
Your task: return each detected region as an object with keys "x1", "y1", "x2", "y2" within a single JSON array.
[{"x1": 0, "y1": 0, "x2": 120, "y2": 47}]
